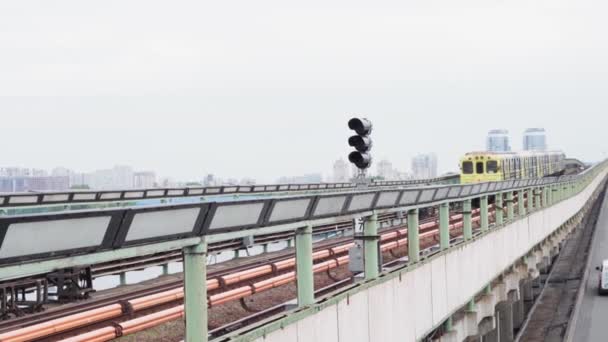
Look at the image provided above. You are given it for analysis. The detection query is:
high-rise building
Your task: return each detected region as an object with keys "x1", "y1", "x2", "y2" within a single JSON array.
[
  {"x1": 486, "y1": 129, "x2": 511, "y2": 152},
  {"x1": 91, "y1": 169, "x2": 114, "y2": 189},
  {"x1": 203, "y1": 174, "x2": 217, "y2": 187},
  {"x1": 134, "y1": 171, "x2": 156, "y2": 188},
  {"x1": 377, "y1": 159, "x2": 396, "y2": 180},
  {"x1": 277, "y1": 173, "x2": 323, "y2": 184},
  {"x1": 112, "y1": 165, "x2": 134, "y2": 189},
  {"x1": 523, "y1": 128, "x2": 547, "y2": 151},
  {"x1": 0, "y1": 176, "x2": 69, "y2": 192},
  {"x1": 31, "y1": 168, "x2": 48, "y2": 177},
  {"x1": 411, "y1": 153, "x2": 438, "y2": 179},
  {"x1": 333, "y1": 159, "x2": 349, "y2": 182},
  {"x1": 0, "y1": 167, "x2": 30, "y2": 177}
]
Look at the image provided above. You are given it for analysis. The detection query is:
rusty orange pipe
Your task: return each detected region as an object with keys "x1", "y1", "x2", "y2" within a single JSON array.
[
  {"x1": 0, "y1": 305, "x2": 123, "y2": 342},
  {"x1": 8, "y1": 209, "x2": 493, "y2": 342},
  {"x1": 58, "y1": 326, "x2": 117, "y2": 342}
]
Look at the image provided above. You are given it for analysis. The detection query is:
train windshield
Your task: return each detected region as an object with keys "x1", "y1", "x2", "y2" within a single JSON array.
[
  {"x1": 487, "y1": 160, "x2": 498, "y2": 174},
  {"x1": 462, "y1": 161, "x2": 473, "y2": 174}
]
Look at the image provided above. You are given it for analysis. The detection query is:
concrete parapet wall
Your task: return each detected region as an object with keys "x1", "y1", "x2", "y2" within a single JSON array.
[{"x1": 229, "y1": 168, "x2": 607, "y2": 342}]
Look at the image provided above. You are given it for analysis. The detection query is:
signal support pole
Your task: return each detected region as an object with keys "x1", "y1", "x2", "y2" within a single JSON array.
[{"x1": 364, "y1": 212, "x2": 379, "y2": 280}]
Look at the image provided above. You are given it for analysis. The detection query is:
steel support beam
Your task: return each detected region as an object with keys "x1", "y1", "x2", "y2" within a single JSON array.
[
  {"x1": 534, "y1": 188, "x2": 542, "y2": 209},
  {"x1": 552, "y1": 186, "x2": 558, "y2": 204},
  {"x1": 518, "y1": 190, "x2": 526, "y2": 216},
  {"x1": 480, "y1": 196, "x2": 489, "y2": 231},
  {"x1": 440, "y1": 202, "x2": 450, "y2": 250},
  {"x1": 463, "y1": 199, "x2": 473, "y2": 241},
  {"x1": 506, "y1": 192, "x2": 514, "y2": 221},
  {"x1": 0, "y1": 237, "x2": 203, "y2": 282},
  {"x1": 295, "y1": 225, "x2": 314, "y2": 306},
  {"x1": 364, "y1": 212, "x2": 379, "y2": 280},
  {"x1": 495, "y1": 193, "x2": 503, "y2": 225},
  {"x1": 407, "y1": 209, "x2": 420, "y2": 263},
  {"x1": 183, "y1": 242, "x2": 208, "y2": 342}
]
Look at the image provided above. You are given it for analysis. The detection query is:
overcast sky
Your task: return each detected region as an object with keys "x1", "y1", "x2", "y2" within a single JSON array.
[{"x1": 1, "y1": 0, "x2": 607, "y2": 183}]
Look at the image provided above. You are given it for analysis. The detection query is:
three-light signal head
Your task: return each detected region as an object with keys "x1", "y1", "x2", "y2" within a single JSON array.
[{"x1": 347, "y1": 117, "x2": 373, "y2": 170}]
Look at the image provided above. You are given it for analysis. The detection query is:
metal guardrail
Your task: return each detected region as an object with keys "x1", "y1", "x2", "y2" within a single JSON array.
[
  {"x1": 0, "y1": 163, "x2": 602, "y2": 267},
  {"x1": 0, "y1": 175, "x2": 461, "y2": 208}
]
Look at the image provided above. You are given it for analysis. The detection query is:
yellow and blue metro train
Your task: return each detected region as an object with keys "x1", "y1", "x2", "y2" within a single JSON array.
[{"x1": 459, "y1": 151, "x2": 566, "y2": 184}]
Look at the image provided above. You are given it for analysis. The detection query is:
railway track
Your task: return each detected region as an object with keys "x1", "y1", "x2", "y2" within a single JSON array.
[{"x1": 0, "y1": 204, "x2": 504, "y2": 341}]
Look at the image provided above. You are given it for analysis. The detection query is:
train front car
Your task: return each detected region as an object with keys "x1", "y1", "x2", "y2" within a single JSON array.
[
  {"x1": 460, "y1": 152, "x2": 504, "y2": 184},
  {"x1": 459, "y1": 151, "x2": 565, "y2": 184}
]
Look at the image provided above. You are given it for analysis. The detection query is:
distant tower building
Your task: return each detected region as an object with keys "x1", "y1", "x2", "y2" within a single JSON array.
[
  {"x1": 112, "y1": 165, "x2": 134, "y2": 189},
  {"x1": 333, "y1": 159, "x2": 349, "y2": 182},
  {"x1": 523, "y1": 128, "x2": 547, "y2": 151},
  {"x1": 377, "y1": 159, "x2": 395, "y2": 180},
  {"x1": 486, "y1": 129, "x2": 511, "y2": 152},
  {"x1": 134, "y1": 171, "x2": 156, "y2": 188},
  {"x1": 412, "y1": 153, "x2": 438, "y2": 179}
]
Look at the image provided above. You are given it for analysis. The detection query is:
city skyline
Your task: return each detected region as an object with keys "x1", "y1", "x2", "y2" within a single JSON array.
[{"x1": 1, "y1": 1, "x2": 607, "y2": 183}]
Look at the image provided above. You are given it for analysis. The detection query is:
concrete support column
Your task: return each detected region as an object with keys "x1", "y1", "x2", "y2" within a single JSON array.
[
  {"x1": 440, "y1": 202, "x2": 450, "y2": 250},
  {"x1": 119, "y1": 272, "x2": 127, "y2": 286},
  {"x1": 480, "y1": 196, "x2": 489, "y2": 232},
  {"x1": 483, "y1": 310, "x2": 499, "y2": 342},
  {"x1": 364, "y1": 213, "x2": 379, "y2": 280},
  {"x1": 407, "y1": 209, "x2": 420, "y2": 263},
  {"x1": 522, "y1": 279, "x2": 534, "y2": 302},
  {"x1": 463, "y1": 199, "x2": 473, "y2": 241},
  {"x1": 162, "y1": 263, "x2": 170, "y2": 276},
  {"x1": 513, "y1": 295, "x2": 524, "y2": 330},
  {"x1": 183, "y1": 242, "x2": 208, "y2": 342},
  {"x1": 497, "y1": 300, "x2": 514, "y2": 342},
  {"x1": 518, "y1": 190, "x2": 526, "y2": 216},
  {"x1": 263, "y1": 244, "x2": 269, "y2": 253},
  {"x1": 527, "y1": 188, "x2": 534, "y2": 212},
  {"x1": 445, "y1": 316, "x2": 453, "y2": 333},
  {"x1": 287, "y1": 238, "x2": 293, "y2": 248},
  {"x1": 295, "y1": 225, "x2": 314, "y2": 306},
  {"x1": 495, "y1": 193, "x2": 503, "y2": 226},
  {"x1": 506, "y1": 192, "x2": 514, "y2": 221}
]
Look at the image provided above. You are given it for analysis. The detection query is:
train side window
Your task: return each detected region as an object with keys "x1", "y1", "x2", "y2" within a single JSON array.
[
  {"x1": 463, "y1": 161, "x2": 473, "y2": 174},
  {"x1": 476, "y1": 162, "x2": 484, "y2": 174},
  {"x1": 487, "y1": 160, "x2": 498, "y2": 174}
]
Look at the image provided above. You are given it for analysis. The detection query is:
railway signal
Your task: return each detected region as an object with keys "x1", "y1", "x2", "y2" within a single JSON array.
[{"x1": 347, "y1": 118, "x2": 373, "y2": 175}]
